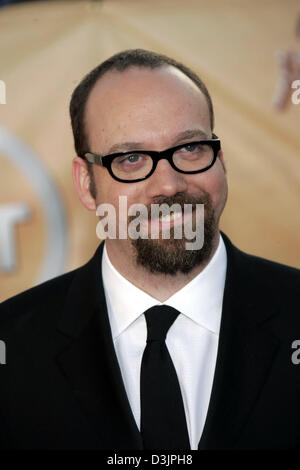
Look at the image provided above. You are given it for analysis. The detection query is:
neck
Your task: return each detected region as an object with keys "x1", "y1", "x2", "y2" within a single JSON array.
[{"x1": 105, "y1": 233, "x2": 220, "y2": 302}]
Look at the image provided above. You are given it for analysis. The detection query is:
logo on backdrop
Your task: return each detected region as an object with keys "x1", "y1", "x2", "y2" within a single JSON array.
[{"x1": 0, "y1": 126, "x2": 67, "y2": 285}]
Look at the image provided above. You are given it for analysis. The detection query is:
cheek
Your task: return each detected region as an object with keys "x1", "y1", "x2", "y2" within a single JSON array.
[
  {"x1": 190, "y1": 164, "x2": 227, "y2": 208},
  {"x1": 94, "y1": 167, "x2": 144, "y2": 210},
  {"x1": 210, "y1": 165, "x2": 228, "y2": 212}
]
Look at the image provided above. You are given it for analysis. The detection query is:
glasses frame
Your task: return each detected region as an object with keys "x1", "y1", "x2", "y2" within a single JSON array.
[{"x1": 82, "y1": 133, "x2": 221, "y2": 183}]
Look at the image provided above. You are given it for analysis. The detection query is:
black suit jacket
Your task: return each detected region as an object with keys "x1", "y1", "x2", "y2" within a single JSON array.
[{"x1": 0, "y1": 233, "x2": 300, "y2": 449}]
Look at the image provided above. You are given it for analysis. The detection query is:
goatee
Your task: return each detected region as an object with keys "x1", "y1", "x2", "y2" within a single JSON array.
[{"x1": 131, "y1": 191, "x2": 217, "y2": 275}]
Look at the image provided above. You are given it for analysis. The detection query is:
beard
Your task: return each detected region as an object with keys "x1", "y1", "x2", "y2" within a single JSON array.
[{"x1": 130, "y1": 191, "x2": 218, "y2": 275}]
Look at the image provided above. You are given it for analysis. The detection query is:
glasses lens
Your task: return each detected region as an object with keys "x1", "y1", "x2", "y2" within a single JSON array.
[
  {"x1": 173, "y1": 143, "x2": 214, "y2": 172},
  {"x1": 111, "y1": 152, "x2": 153, "y2": 180}
]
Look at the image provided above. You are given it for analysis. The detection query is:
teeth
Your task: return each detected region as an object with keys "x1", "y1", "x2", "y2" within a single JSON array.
[{"x1": 159, "y1": 212, "x2": 182, "y2": 222}]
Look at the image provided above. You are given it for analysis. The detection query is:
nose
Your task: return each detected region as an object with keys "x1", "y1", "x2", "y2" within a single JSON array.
[{"x1": 146, "y1": 158, "x2": 188, "y2": 199}]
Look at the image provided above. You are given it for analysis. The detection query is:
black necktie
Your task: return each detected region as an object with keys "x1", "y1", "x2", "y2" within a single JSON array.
[{"x1": 140, "y1": 305, "x2": 190, "y2": 450}]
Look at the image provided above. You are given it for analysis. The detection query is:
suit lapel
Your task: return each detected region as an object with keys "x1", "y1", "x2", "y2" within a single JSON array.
[
  {"x1": 199, "y1": 234, "x2": 281, "y2": 449},
  {"x1": 56, "y1": 243, "x2": 143, "y2": 449}
]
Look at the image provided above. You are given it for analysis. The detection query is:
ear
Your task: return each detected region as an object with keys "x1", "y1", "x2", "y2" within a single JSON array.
[{"x1": 72, "y1": 157, "x2": 97, "y2": 211}]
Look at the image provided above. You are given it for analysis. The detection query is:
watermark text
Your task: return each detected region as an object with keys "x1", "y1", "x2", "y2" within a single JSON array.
[
  {"x1": 291, "y1": 80, "x2": 300, "y2": 104},
  {"x1": 0, "y1": 80, "x2": 6, "y2": 104},
  {"x1": 95, "y1": 196, "x2": 204, "y2": 250},
  {"x1": 291, "y1": 340, "x2": 300, "y2": 365},
  {"x1": 0, "y1": 340, "x2": 6, "y2": 365}
]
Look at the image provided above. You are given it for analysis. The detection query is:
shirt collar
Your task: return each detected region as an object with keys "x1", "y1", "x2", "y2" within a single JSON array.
[{"x1": 102, "y1": 233, "x2": 227, "y2": 339}]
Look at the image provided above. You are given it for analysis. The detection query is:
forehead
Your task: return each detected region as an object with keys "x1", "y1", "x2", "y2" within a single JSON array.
[{"x1": 84, "y1": 65, "x2": 211, "y2": 150}]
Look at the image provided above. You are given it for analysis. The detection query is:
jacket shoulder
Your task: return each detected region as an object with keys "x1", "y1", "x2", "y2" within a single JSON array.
[
  {"x1": 240, "y1": 248, "x2": 299, "y2": 279},
  {"x1": 0, "y1": 268, "x2": 79, "y2": 331},
  {"x1": 237, "y1": 247, "x2": 300, "y2": 287},
  {"x1": 223, "y1": 232, "x2": 300, "y2": 282},
  {"x1": 222, "y1": 232, "x2": 300, "y2": 307}
]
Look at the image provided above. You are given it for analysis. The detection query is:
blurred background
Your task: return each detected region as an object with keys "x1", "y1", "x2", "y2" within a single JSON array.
[{"x1": 0, "y1": 0, "x2": 299, "y2": 301}]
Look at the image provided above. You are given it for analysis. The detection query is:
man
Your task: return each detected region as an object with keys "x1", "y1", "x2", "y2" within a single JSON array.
[{"x1": 0, "y1": 49, "x2": 299, "y2": 450}]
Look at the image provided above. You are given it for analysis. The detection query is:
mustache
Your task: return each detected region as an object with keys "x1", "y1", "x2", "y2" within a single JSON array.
[
  {"x1": 150, "y1": 192, "x2": 211, "y2": 208},
  {"x1": 128, "y1": 192, "x2": 212, "y2": 222}
]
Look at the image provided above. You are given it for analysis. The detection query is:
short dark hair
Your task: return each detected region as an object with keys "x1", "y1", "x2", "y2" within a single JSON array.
[{"x1": 70, "y1": 48, "x2": 215, "y2": 159}]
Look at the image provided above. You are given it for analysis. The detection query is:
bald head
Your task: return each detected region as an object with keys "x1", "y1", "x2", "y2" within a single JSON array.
[
  {"x1": 70, "y1": 49, "x2": 214, "y2": 159},
  {"x1": 84, "y1": 65, "x2": 212, "y2": 157}
]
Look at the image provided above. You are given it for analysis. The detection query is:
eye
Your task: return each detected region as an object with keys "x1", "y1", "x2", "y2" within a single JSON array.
[
  {"x1": 127, "y1": 154, "x2": 142, "y2": 163},
  {"x1": 118, "y1": 153, "x2": 143, "y2": 164},
  {"x1": 181, "y1": 143, "x2": 200, "y2": 152}
]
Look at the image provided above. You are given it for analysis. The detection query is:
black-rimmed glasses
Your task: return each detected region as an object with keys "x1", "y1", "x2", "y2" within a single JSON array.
[{"x1": 82, "y1": 134, "x2": 221, "y2": 183}]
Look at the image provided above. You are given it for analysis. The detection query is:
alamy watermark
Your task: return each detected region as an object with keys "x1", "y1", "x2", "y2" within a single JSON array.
[
  {"x1": 291, "y1": 80, "x2": 300, "y2": 104},
  {"x1": 291, "y1": 340, "x2": 300, "y2": 365},
  {"x1": 0, "y1": 340, "x2": 6, "y2": 365},
  {"x1": 95, "y1": 196, "x2": 204, "y2": 250},
  {"x1": 0, "y1": 80, "x2": 6, "y2": 104}
]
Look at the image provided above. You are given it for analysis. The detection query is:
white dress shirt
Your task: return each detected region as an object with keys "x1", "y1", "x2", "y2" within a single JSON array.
[{"x1": 101, "y1": 233, "x2": 227, "y2": 450}]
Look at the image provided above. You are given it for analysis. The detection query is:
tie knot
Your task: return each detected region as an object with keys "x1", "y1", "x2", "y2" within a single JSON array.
[{"x1": 144, "y1": 305, "x2": 180, "y2": 342}]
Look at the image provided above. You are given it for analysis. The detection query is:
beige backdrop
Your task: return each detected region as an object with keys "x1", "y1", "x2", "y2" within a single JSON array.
[{"x1": 0, "y1": 0, "x2": 299, "y2": 302}]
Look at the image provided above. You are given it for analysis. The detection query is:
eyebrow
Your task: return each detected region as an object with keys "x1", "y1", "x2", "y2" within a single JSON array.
[{"x1": 105, "y1": 129, "x2": 210, "y2": 154}]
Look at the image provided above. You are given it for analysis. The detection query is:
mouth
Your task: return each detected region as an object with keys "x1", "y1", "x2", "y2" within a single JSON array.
[
  {"x1": 144, "y1": 209, "x2": 196, "y2": 232},
  {"x1": 157, "y1": 211, "x2": 185, "y2": 227}
]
